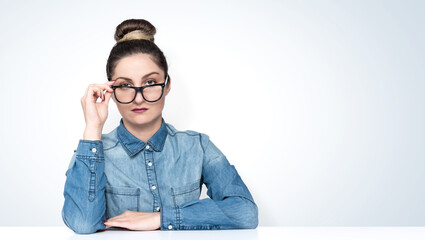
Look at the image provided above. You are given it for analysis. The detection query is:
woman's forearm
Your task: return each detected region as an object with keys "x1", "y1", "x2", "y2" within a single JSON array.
[{"x1": 62, "y1": 140, "x2": 107, "y2": 234}]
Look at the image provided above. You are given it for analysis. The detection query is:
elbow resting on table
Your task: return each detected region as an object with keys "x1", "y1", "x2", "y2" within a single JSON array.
[
  {"x1": 240, "y1": 201, "x2": 259, "y2": 229},
  {"x1": 62, "y1": 209, "x2": 103, "y2": 234},
  {"x1": 229, "y1": 197, "x2": 259, "y2": 229}
]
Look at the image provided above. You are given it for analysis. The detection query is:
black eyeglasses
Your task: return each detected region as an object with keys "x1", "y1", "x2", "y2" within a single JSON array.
[{"x1": 111, "y1": 75, "x2": 169, "y2": 104}]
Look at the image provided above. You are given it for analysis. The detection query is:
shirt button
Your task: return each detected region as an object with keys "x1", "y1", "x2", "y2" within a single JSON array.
[
  {"x1": 91, "y1": 148, "x2": 97, "y2": 153},
  {"x1": 146, "y1": 145, "x2": 150, "y2": 149},
  {"x1": 168, "y1": 224, "x2": 173, "y2": 230},
  {"x1": 148, "y1": 162, "x2": 153, "y2": 167},
  {"x1": 151, "y1": 185, "x2": 156, "y2": 190},
  {"x1": 156, "y1": 206, "x2": 160, "y2": 211}
]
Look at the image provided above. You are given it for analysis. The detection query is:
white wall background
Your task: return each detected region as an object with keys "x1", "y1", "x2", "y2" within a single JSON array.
[{"x1": 0, "y1": 0, "x2": 424, "y2": 226}]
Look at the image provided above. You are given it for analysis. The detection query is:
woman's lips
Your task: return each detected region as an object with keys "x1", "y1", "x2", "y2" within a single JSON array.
[{"x1": 132, "y1": 108, "x2": 148, "y2": 113}]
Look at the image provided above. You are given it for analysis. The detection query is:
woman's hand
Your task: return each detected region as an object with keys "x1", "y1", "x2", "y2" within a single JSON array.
[
  {"x1": 80, "y1": 80, "x2": 115, "y2": 140},
  {"x1": 104, "y1": 211, "x2": 161, "y2": 231}
]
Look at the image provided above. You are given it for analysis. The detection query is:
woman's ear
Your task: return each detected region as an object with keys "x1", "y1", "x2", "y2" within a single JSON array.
[{"x1": 165, "y1": 75, "x2": 171, "y2": 96}]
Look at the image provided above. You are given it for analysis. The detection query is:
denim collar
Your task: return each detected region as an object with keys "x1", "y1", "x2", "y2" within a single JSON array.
[{"x1": 117, "y1": 117, "x2": 168, "y2": 157}]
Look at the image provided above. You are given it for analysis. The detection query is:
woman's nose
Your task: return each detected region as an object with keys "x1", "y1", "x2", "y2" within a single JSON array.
[{"x1": 133, "y1": 89, "x2": 145, "y2": 104}]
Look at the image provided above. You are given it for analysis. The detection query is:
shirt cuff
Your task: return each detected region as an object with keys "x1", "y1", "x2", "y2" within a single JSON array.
[
  {"x1": 76, "y1": 140, "x2": 104, "y2": 159},
  {"x1": 160, "y1": 205, "x2": 180, "y2": 230}
]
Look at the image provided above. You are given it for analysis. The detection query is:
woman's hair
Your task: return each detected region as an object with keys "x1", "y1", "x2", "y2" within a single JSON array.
[{"x1": 106, "y1": 19, "x2": 168, "y2": 81}]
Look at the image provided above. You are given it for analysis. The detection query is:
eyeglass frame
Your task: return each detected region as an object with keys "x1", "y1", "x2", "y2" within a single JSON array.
[{"x1": 111, "y1": 75, "x2": 169, "y2": 104}]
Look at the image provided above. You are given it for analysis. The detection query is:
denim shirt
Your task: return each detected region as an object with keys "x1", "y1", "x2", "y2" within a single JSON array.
[{"x1": 61, "y1": 117, "x2": 258, "y2": 234}]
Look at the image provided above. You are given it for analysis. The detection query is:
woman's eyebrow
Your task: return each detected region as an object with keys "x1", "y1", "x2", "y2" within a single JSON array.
[
  {"x1": 113, "y1": 77, "x2": 133, "y2": 83},
  {"x1": 113, "y1": 72, "x2": 160, "y2": 82},
  {"x1": 142, "y1": 72, "x2": 160, "y2": 79}
]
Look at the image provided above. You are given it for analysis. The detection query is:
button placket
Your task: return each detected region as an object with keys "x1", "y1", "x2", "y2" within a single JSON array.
[{"x1": 144, "y1": 147, "x2": 161, "y2": 213}]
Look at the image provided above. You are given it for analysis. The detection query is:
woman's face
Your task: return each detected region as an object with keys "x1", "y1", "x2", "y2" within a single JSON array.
[{"x1": 111, "y1": 53, "x2": 170, "y2": 128}]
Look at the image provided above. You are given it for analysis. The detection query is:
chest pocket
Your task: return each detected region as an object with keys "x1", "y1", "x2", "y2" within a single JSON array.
[
  {"x1": 171, "y1": 180, "x2": 202, "y2": 207},
  {"x1": 105, "y1": 186, "x2": 140, "y2": 218}
]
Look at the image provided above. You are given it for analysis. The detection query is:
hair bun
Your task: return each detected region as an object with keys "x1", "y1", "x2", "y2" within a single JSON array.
[{"x1": 114, "y1": 19, "x2": 156, "y2": 43}]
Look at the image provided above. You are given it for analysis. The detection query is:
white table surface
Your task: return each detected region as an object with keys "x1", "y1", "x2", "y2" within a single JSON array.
[{"x1": 1, "y1": 226, "x2": 425, "y2": 240}]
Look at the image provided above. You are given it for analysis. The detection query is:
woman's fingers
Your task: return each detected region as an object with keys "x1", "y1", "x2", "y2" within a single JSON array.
[
  {"x1": 106, "y1": 79, "x2": 116, "y2": 86},
  {"x1": 104, "y1": 80, "x2": 116, "y2": 92},
  {"x1": 84, "y1": 84, "x2": 110, "y2": 103},
  {"x1": 81, "y1": 81, "x2": 115, "y2": 127},
  {"x1": 102, "y1": 81, "x2": 115, "y2": 104},
  {"x1": 104, "y1": 219, "x2": 129, "y2": 229},
  {"x1": 104, "y1": 210, "x2": 133, "y2": 226},
  {"x1": 84, "y1": 85, "x2": 99, "y2": 102},
  {"x1": 103, "y1": 211, "x2": 160, "y2": 231},
  {"x1": 104, "y1": 216, "x2": 135, "y2": 230},
  {"x1": 104, "y1": 91, "x2": 112, "y2": 104},
  {"x1": 82, "y1": 80, "x2": 115, "y2": 100}
]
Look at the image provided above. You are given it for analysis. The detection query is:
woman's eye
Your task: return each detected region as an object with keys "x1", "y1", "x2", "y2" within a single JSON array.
[
  {"x1": 119, "y1": 83, "x2": 131, "y2": 87},
  {"x1": 146, "y1": 80, "x2": 157, "y2": 85}
]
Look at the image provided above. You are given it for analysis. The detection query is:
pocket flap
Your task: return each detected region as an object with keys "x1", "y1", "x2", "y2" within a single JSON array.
[
  {"x1": 172, "y1": 180, "x2": 202, "y2": 196},
  {"x1": 106, "y1": 186, "x2": 140, "y2": 196}
]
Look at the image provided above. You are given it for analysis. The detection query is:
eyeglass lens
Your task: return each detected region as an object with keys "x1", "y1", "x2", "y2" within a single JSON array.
[{"x1": 114, "y1": 85, "x2": 163, "y2": 103}]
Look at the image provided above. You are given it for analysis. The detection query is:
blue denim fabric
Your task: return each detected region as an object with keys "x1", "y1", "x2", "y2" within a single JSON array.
[{"x1": 61, "y1": 118, "x2": 258, "y2": 234}]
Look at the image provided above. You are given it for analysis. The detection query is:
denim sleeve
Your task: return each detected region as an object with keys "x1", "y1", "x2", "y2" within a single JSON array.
[
  {"x1": 61, "y1": 140, "x2": 107, "y2": 234},
  {"x1": 160, "y1": 134, "x2": 258, "y2": 230}
]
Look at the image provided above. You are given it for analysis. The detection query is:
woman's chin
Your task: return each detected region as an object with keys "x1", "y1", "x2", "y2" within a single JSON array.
[{"x1": 125, "y1": 113, "x2": 160, "y2": 126}]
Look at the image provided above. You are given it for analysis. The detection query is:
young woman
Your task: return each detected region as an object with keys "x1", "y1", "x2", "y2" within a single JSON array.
[{"x1": 61, "y1": 19, "x2": 258, "y2": 234}]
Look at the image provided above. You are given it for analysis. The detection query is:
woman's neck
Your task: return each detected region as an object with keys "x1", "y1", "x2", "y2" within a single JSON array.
[{"x1": 122, "y1": 115, "x2": 162, "y2": 143}]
